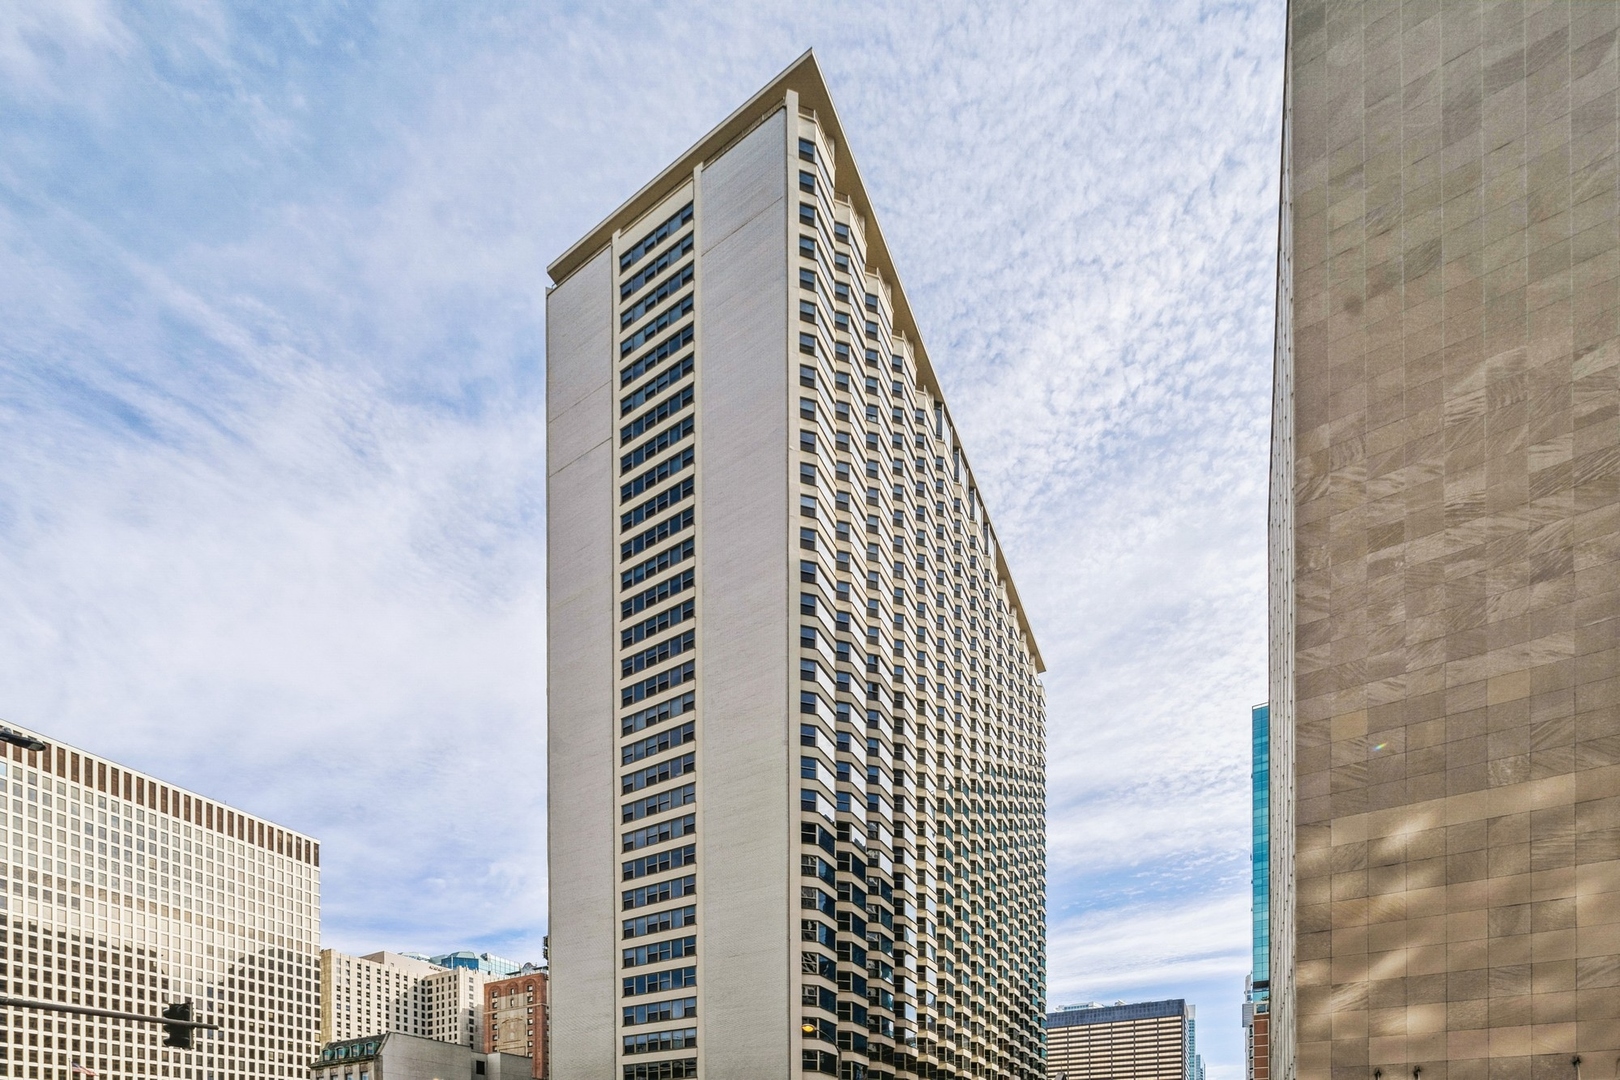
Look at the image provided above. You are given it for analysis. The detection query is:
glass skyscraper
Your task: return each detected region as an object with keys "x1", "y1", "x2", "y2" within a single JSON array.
[
  {"x1": 1251, "y1": 703, "x2": 1270, "y2": 997},
  {"x1": 1244, "y1": 704, "x2": 1269, "y2": 1080}
]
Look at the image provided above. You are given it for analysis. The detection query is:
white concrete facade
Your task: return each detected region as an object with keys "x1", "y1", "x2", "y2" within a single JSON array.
[
  {"x1": 320, "y1": 952, "x2": 486, "y2": 1050},
  {"x1": 547, "y1": 53, "x2": 1047, "y2": 1080}
]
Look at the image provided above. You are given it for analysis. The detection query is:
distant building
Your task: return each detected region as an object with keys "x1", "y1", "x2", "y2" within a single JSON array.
[
  {"x1": 321, "y1": 948, "x2": 490, "y2": 1048},
  {"x1": 1045, "y1": 999, "x2": 1203, "y2": 1080},
  {"x1": 427, "y1": 951, "x2": 522, "y2": 978},
  {"x1": 309, "y1": 1032, "x2": 529, "y2": 1080},
  {"x1": 1243, "y1": 703, "x2": 1270, "y2": 1080},
  {"x1": 484, "y1": 971, "x2": 548, "y2": 1079}
]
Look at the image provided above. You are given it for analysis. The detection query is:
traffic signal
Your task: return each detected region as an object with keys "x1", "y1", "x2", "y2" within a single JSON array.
[{"x1": 161, "y1": 1002, "x2": 193, "y2": 1050}]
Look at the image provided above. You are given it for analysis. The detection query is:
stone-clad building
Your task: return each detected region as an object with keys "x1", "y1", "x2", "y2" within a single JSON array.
[{"x1": 1268, "y1": 4, "x2": 1620, "y2": 1080}]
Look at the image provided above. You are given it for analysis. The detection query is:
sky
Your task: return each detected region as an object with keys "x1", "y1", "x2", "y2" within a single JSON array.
[{"x1": 0, "y1": 2, "x2": 1284, "y2": 1076}]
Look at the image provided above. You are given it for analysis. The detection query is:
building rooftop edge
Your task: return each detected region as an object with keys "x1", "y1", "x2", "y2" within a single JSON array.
[
  {"x1": 1045, "y1": 998, "x2": 1190, "y2": 1027},
  {"x1": 545, "y1": 49, "x2": 1045, "y2": 671},
  {"x1": 0, "y1": 719, "x2": 317, "y2": 844}
]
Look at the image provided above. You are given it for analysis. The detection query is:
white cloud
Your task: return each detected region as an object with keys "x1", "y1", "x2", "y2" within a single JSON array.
[
  {"x1": 1049, "y1": 891, "x2": 1251, "y2": 996},
  {"x1": 0, "y1": 0, "x2": 130, "y2": 103}
]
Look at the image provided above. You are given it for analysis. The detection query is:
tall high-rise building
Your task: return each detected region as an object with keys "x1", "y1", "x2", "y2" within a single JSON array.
[
  {"x1": 0, "y1": 723, "x2": 322, "y2": 1080},
  {"x1": 319, "y1": 950, "x2": 487, "y2": 1048},
  {"x1": 545, "y1": 51, "x2": 1048, "y2": 1080},
  {"x1": 1268, "y1": 4, "x2": 1620, "y2": 1080},
  {"x1": 1044, "y1": 1000, "x2": 1202, "y2": 1080},
  {"x1": 1244, "y1": 704, "x2": 1270, "y2": 1080}
]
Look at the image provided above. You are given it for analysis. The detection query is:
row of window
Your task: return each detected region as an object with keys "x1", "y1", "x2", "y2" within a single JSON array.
[
  {"x1": 622, "y1": 996, "x2": 695, "y2": 1028},
  {"x1": 620, "y1": 660, "x2": 695, "y2": 709},
  {"x1": 621, "y1": 598, "x2": 694, "y2": 649},
  {"x1": 622, "y1": 905, "x2": 695, "y2": 942},
  {"x1": 620, "y1": 447, "x2": 693, "y2": 508},
  {"x1": 620, "y1": 233, "x2": 694, "y2": 300},
  {"x1": 620, "y1": 262, "x2": 693, "y2": 330},
  {"x1": 620, "y1": 295, "x2": 693, "y2": 357},
  {"x1": 619, "y1": 752, "x2": 694, "y2": 796},
  {"x1": 621, "y1": 506, "x2": 693, "y2": 563},
  {"x1": 622, "y1": 1057, "x2": 696, "y2": 1080},
  {"x1": 621, "y1": 782, "x2": 694, "y2": 826},
  {"x1": 620, "y1": 324, "x2": 693, "y2": 388},
  {"x1": 618, "y1": 203, "x2": 692, "y2": 272},
  {"x1": 601, "y1": 140, "x2": 1045, "y2": 1071},
  {"x1": 620, "y1": 693, "x2": 696, "y2": 741},
  {"x1": 621, "y1": 844, "x2": 696, "y2": 884},
  {"x1": 622, "y1": 1026, "x2": 695, "y2": 1055},
  {"x1": 615, "y1": 206, "x2": 702, "y2": 1025},
  {"x1": 620, "y1": 477, "x2": 693, "y2": 534},
  {"x1": 620, "y1": 630, "x2": 694, "y2": 679},
  {"x1": 620, "y1": 723, "x2": 695, "y2": 769},
  {"x1": 621, "y1": 935, "x2": 696, "y2": 970}
]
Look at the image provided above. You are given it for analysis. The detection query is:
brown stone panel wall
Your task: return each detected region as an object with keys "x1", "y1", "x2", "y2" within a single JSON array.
[{"x1": 1284, "y1": 3, "x2": 1620, "y2": 1080}]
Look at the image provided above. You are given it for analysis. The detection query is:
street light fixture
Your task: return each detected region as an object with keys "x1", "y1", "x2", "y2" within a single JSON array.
[{"x1": 0, "y1": 725, "x2": 46, "y2": 753}]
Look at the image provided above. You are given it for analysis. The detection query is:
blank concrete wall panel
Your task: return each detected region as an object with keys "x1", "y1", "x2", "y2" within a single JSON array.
[
  {"x1": 544, "y1": 246, "x2": 616, "y2": 1078},
  {"x1": 697, "y1": 107, "x2": 791, "y2": 1076}
]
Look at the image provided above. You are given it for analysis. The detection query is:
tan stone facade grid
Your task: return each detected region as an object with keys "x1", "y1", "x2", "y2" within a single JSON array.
[{"x1": 1273, "y1": 3, "x2": 1620, "y2": 1080}]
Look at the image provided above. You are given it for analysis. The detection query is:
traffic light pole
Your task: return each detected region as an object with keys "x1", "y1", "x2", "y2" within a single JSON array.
[{"x1": 0, "y1": 996, "x2": 217, "y2": 1045}]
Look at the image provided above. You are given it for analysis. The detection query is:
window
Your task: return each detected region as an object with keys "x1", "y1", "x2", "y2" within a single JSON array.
[
  {"x1": 798, "y1": 137, "x2": 816, "y2": 162},
  {"x1": 799, "y1": 170, "x2": 815, "y2": 193},
  {"x1": 618, "y1": 202, "x2": 693, "y2": 272},
  {"x1": 799, "y1": 397, "x2": 816, "y2": 419},
  {"x1": 800, "y1": 756, "x2": 818, "y2": 779},
  {"x1": 864, "y1": 293, "x2": 878, "y2": 312},
  {"x1": 800, "y1": 300, "x2": 818, "y2": 324},
  {"x1": 799, "y1": 332, "x2": 817, "y2": 356},
  {"x1": 800, "y1": 561, "x2": 817, "y2": 583},
  {"x1": 800, "y1": 494, "x2": 817, "y2": 518},
  {"x1": 799, "y1": 364, "x2": 817, "y2": 387},
  {"x1": 799, "y1": 430, "x2": 816, "y2": 452},
  {"x1": 800, "y1": 462, "x2": 817, "y2": 485},
  {"x1": 799, "y1": 527, "x2": 817, "y2": 551},
  {"x1": 799, "y1": 235, "x2": 815, "y2": 259},
  {"x1": 799, "y1": 267, "x2": 816, "y2": 291},
  {"x1": 834, "y1": 222, "x2": 850, "y2": 243},
  {"x1": 799, "y1": 202, "x2": 815, "y2": 225}
]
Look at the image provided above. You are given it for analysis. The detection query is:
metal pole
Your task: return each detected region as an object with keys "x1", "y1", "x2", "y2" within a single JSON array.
[{"x1": 0, "y1": 996, "x2": 218, "y2": 1031}]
